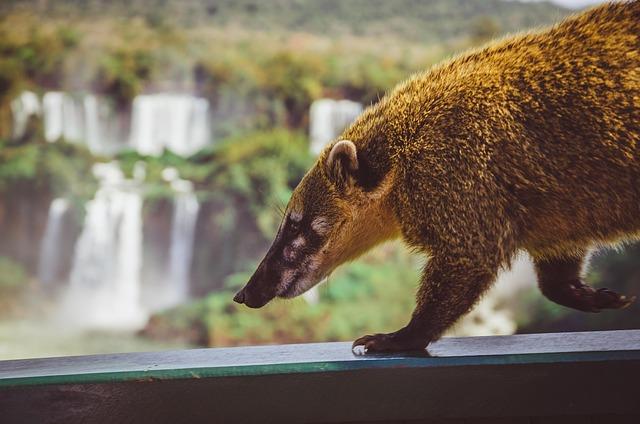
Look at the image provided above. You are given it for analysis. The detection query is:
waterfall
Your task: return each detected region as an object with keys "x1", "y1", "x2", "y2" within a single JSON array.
[
  {"x1": 144, "y1": 168, "x2": 200, "y2": 310},
  {"x1": 166, "y1": 189, "x2": 199, "y2": 306},
  {"x1": 82, "y1": 94, "x2": 125, "y2": 156},
  {"x1": 56, "y1": 163, "x2": 201, "y2": 329},
  {"x1": 12, "y1": 91, "x2": 212, "y2": 157},
  {"x1": 11, "y1": 90, "x2": 207, "y2": 329},
  {"x1": 60, "y1": 162, "x2": 147, "y2": 330},
  {"x1": 10, "y1": 91, "x2": 41, "y2": 138},
  {"x1": 42, "y1": 92, "x2": 65, "y2": 142},
  {"x1": 129, "y1": 94, "x2": 211, "y2": 157},
  {"x1": 42, "y1": 91, "x2": 89, "y2": 144},
  {"x1": 62, "y1": 93, "x2": 85, "y2": 142},
  {"x1": 309, "y1": 99, "x2": 363, "y2": 154},
  {"x1": 42, "y1": 91, "x2": 128, "y2": 154},
  {"x1": 37, "y1": 198, "x2": 70, "y2": 287}
]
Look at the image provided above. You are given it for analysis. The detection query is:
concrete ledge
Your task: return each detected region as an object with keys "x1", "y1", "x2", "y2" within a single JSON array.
[{"x1": 1, "y1": 330, "x2": 639, "y2": 423}]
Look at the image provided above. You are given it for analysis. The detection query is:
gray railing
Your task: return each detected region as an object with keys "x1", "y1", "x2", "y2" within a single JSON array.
[{"x1": 1, "y1": 329, "x2": 639, "y2": 423}]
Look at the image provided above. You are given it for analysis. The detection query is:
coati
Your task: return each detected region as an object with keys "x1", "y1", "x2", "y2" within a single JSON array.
[{"x1": 234, "y1": 2, "x2": 640, "y2": 352}]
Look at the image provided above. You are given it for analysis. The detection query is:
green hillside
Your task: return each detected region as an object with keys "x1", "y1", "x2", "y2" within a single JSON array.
[{"x1": 2, "y1": 0, "x2": 571, "y2": 42}]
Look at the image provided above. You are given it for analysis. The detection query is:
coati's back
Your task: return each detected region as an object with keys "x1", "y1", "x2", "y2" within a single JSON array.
[
  {"x1": 353, "y1": 1, "x2": 640, "y2": 256},
  {"x1": 376, "y1": 1, "x2": 640, "y2": 150}
]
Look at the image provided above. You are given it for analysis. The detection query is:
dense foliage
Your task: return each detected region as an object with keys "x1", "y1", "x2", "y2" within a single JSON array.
[
  {"x1": 1, "y1": 0, "x2": 569, "y2": 43},
  {"x1": 0, "y1": 136, "x2": 97, "y2": 201},
  {"x1": 0, "y1": 257, "x2": 27, "y2": 294}
]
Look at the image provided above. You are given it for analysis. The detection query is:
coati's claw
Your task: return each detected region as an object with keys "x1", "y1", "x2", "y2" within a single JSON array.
[
  {"x1": 352, "y1": 331, "x2": 427, "y2": 354},
  {"x1": 594, "y1": 288, "x2": 635, "y2": 310},
  {"x1": 549, "y1": 280, "x2": 635, "y2": 312}
]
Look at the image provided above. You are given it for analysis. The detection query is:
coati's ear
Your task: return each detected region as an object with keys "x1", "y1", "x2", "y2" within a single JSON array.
[{"x1": 326, "y1": 140, "x2": 359, "y2": 190}]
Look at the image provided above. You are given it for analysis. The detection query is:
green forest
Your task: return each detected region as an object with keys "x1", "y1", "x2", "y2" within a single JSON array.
[{"x1": 1, "y1": 0, "x2": 638, "y2": 352}]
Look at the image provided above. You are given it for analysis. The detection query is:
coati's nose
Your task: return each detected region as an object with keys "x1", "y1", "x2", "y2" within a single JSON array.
[{"x1": 233, "y1": 289, "x2": 246, "y2": 304}]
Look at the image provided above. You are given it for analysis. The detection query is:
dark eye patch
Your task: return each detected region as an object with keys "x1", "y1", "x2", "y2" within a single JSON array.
[
  {"x1": 289, "y1": 219, "x2": 300, "y2": 232},
  {"x1": 275, "y1": 212, "x2": 329, "y2": 267}
]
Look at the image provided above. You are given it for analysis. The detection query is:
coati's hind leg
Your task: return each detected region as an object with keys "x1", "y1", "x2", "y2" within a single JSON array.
[{"x1": 533, "y1": 252, "x2": 634, "y2": 312}]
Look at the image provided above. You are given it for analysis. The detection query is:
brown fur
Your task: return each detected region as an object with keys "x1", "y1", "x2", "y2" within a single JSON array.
[{"x1": 235, "y1": 2, "x2": 640, "y2": 352}]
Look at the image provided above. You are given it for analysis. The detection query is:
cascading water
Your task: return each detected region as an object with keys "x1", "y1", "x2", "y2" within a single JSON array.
[
  {"x1": 37, "y1": 198, "x2": 70, "y2": 287},
  {"x1": 129, "y1": 94, "x2": 211, "y2": 156},
  {"x1": 42, "y1": 92, "x2": 65, "y2": 142},
  {"x1": 82, "y1": 94, "x2": 127, "y2": 156},
  {"x1": 144, "y1": 168, "x2": 200, "y2": 310},
  {"x1": 16, "y1": 89, "x2": 211, "y2": 330},
  {"x1": 53, "y1": 162, "x2": 202, "y2": 329},
  {"x1": 11, "y1": 91, "x2": 212, "y2": 157},
  {"x1": 59, "y1": 162, "x2": 147, "y2": 330},
  {"x1": 309, "y1": 99, "x2": 363, "y2": 154},
  {"x1": 38, "y1": 91, "x2": 124, "y2": 155},
  {"x1": 167, "y1": 186, "x2": 199, "y2": 307}
]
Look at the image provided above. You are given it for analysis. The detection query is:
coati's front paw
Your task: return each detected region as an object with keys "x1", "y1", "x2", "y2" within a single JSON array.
[{"x1": 352, "y1": 330, "x2": 428, "y2": 354}]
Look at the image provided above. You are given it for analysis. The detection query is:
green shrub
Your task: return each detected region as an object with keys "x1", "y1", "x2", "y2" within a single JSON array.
[
  {"x1": 94, "y1": 47, "x2": 156, "y2": 106},
  {"x1": 0, "y1": 257, "x2": 28, "y2": 292}
]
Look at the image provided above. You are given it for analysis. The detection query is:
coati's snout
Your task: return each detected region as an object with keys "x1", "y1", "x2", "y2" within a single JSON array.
[
  {"x1": 233, "y1": 258, "x2": 278, "y2": 308},
  {"x1": 233, "y1": 207, "x2": 333, "y2": 308}
]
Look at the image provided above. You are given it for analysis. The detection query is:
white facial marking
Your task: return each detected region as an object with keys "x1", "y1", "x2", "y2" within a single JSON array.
[
  {"x1": 290, "y1": 211, "x2": 303, "y2": 222},
  {"x1": 277, "y1": 253, "x2": 324, "y2": 298},
  {"x1": 311, "y1": 217, "x2": 330, "y2": 235},
  {"x1": 292, "y1": 236, "x2": 306, "y2": 249}
]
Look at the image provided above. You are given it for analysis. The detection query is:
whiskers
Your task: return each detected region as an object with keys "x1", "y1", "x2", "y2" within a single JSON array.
[
  {"x1": 255, "y1": 185, "x2": 287, "y2": 220},
  {"x1": 271, "y1": 201, "x2": 287, "y2": 220}
]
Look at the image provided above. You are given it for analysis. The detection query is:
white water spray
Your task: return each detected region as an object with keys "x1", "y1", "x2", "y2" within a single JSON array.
[
  {"x1": 309, "y1": 99, "x2": 363, "y2": 154},
  {"x1": 145, "y1": 168, "x2": 200, "y2": 310},
  {"x1": 129, "y1": 94, "x2": 211, "y2": 156},
  {"x1": 37, "y1": 198, "x2": 70, "y2": 286},
  {"x1": 42, "y1": 92, "x2": 65, "y2": 142},
  {"x1": 12, "y1": 91, "x2": 212, "y2": 157},
  {"x1": 60, "y1": 162, "x2": 147, "y2": 330}
]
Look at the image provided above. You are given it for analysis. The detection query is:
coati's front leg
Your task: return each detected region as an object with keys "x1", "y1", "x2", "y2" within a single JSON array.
[
  {"x1": 353, "y1": 254, "x2": 500, "y2": 353},
  {"x1": 533, "y1": 253, "x2": 634, "y2": 312}
]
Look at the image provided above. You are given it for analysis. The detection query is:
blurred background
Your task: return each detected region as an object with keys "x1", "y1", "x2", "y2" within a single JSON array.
[{"x1": 0, "y1": 0, "x2": 637, "y2": 360}]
